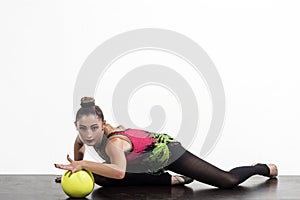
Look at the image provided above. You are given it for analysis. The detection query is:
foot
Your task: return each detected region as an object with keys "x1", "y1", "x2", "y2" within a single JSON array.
[
  {"x1": 171, "y1": 175, "x2": 194, "y2": 186},
  {"x1": 252, "y1": 163, "x2": 278, "y2": 178},
  {"x1": 267, "y1": 164, "x2": 278, "y2": 178}
]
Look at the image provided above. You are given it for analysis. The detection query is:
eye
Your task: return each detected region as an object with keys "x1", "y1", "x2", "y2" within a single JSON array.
[
  {"x1": 92, "y1": 126, "x2": 99, "y2": 131},
  {"x1": 79, "y1": 127, "x2": 86, "y2": 130}
]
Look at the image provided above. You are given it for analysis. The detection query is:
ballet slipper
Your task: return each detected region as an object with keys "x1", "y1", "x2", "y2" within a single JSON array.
[{"x1": 171, "y1": 176, "x2": 194, "y2": 186}]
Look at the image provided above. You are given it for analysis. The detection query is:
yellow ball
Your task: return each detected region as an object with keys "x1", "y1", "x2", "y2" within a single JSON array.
[{"x1": 61, "y1": 169, "x2": 95, "y2": 198}]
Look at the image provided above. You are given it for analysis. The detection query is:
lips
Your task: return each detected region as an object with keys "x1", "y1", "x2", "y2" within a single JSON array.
[{"x1": 84, "y1": 139, "x2": 94, "y2": 144}]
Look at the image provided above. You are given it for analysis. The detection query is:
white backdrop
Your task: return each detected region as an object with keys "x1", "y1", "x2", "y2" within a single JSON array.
[{"x1": 0, "y1": 0, "x2": 299, "y2": 175}]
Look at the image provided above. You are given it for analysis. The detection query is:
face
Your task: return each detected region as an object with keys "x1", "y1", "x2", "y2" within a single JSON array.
[{"x1": 75, "y1": 114, "x2": 106, "y2": 146}]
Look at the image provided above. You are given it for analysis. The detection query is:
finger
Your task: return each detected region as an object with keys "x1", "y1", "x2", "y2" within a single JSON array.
[
  {"x1": 55, "y1": 164, "x2": 73, "y2": 171},
  {"x1": 67, "y1": 154, "x2": 73, "y2": 163},
  {"x1": 54, "y1": 164, "x2": 65, "y2": 170},
  {"x1": 63, "y1": 165, "x2": 74, "y2": 171},
  {"x1": 54, "y1": 164, "x2": 64, "y2": 169}
]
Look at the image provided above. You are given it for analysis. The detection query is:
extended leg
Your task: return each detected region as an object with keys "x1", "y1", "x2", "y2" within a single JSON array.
[{"x1": 165, "y1": 144, "x2": 271, "y2": 189}]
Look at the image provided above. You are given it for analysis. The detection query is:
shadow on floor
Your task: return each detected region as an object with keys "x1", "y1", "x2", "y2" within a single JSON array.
[
  {"x1": 91, "y1": 185, "x2": 193, "y2": 200},
  {"x1": 90, "y1": 178, "x2": 278, "y2": 200},
  {"x1": 192, "y1": 178, "x2": 278, "y2": 200}
]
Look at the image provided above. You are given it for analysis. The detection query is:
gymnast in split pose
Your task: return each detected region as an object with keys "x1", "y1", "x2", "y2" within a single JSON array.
[{"x1": 55, "y1": 97, "x2": 277, "y2": 188}]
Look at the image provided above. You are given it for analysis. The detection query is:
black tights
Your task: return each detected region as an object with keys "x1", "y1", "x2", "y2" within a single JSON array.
[
  {"x1": 94, "y1": 144, "x2": 270, "y2": 188},
  {"x1": 166, "y1": 143, "x2": 270, "y2": 189}
]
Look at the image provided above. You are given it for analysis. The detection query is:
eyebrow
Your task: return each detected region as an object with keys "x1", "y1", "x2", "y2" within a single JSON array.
[{"x1": 79, "y1": 124, "x2": 99, "y2": 127}]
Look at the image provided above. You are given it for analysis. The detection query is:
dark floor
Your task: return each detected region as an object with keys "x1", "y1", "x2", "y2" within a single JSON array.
[{"x1": 0, "y1": 175, "x2": 299, "y2": 200}]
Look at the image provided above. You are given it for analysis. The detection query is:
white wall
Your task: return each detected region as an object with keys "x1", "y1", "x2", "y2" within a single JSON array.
[{"x1": 0, "y1": 0, "x2": 299, "y2": 175}]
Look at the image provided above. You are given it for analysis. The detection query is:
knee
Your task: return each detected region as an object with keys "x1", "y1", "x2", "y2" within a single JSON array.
[{"x1": 217, "y1": 175, "x2": 239, "y2": 189}]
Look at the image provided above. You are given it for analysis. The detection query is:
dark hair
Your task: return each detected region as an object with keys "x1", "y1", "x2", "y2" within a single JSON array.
[{"x1": 75, "y1": 97, "x2": 104, "y2": 123}]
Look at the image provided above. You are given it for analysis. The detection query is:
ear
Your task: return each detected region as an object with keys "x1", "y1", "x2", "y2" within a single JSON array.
[{"x1": 102, "y1": 120, "x2": 106, "y2": 130}]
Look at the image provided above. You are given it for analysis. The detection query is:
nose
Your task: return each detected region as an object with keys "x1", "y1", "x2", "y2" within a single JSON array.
[{"x1": 86, "y1": 129, "x2": 93, "y2": 138}]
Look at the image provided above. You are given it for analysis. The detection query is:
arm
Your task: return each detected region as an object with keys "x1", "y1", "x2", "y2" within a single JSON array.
[
  {"x1": 82, "y1": 137, "x2": 127, "y2": 179},
  {"x1": 74, "y1": 135, "x2": 85, "y2": 161},
  {"x1": 55, "y1": 137, "x2": 127, "y2": 179},
  {"x1": 54, "y1": 135, "x2": 84, "y2": 183}
]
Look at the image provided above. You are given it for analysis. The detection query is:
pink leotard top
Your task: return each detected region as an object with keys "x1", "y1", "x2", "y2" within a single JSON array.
[{"x1": 95, "y1": 128, "x2": 178, "y2": 174}]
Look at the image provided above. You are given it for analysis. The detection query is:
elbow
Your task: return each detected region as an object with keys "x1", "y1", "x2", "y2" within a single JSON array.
[{"x1": 114, "y1": 170, "x2": 125, "y2": 179}]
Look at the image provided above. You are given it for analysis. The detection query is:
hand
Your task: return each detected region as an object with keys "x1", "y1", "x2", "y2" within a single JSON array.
[{"x1": 54, "y1": 155, "x2": 84, "y2": 173}]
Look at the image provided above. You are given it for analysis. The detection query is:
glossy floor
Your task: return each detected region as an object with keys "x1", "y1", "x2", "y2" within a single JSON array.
[{"x1": 0, "y1": 175, "x2": 299, "y2": 200}]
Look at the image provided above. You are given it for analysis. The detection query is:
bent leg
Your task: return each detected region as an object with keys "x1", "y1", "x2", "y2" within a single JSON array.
[
  {"x1": 165, "y1": 144, "x2": 270, "y2": 189},
  {"x1": 93, "y1": 172, "x2": 171, "y2": 187}
]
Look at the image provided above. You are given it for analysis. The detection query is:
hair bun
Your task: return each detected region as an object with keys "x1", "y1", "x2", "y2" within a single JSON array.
[{"x1": 80, "y1": 97, "x2": 95, "y2": 108}]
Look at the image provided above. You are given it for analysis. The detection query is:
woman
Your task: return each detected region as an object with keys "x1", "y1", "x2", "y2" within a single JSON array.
[{"x1": 55, "y1": 97, "x2": 277, "y2": 188}]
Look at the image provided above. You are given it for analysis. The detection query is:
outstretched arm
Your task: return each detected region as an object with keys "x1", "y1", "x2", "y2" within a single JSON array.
[
  {"x1": 55, "y1": 137, "x2": 128, "y2": 179},
  {"x1": 81, "y1": 137, "x2": 127, "y2": 179}
]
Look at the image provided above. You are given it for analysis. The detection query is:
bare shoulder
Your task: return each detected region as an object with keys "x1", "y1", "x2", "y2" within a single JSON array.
[
  {"x1": 106, "y1": 136, "x2": 132, "y2": 152},
  {"x1": 115, "y1": 125, "x2": 126, "y2": 132}
]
